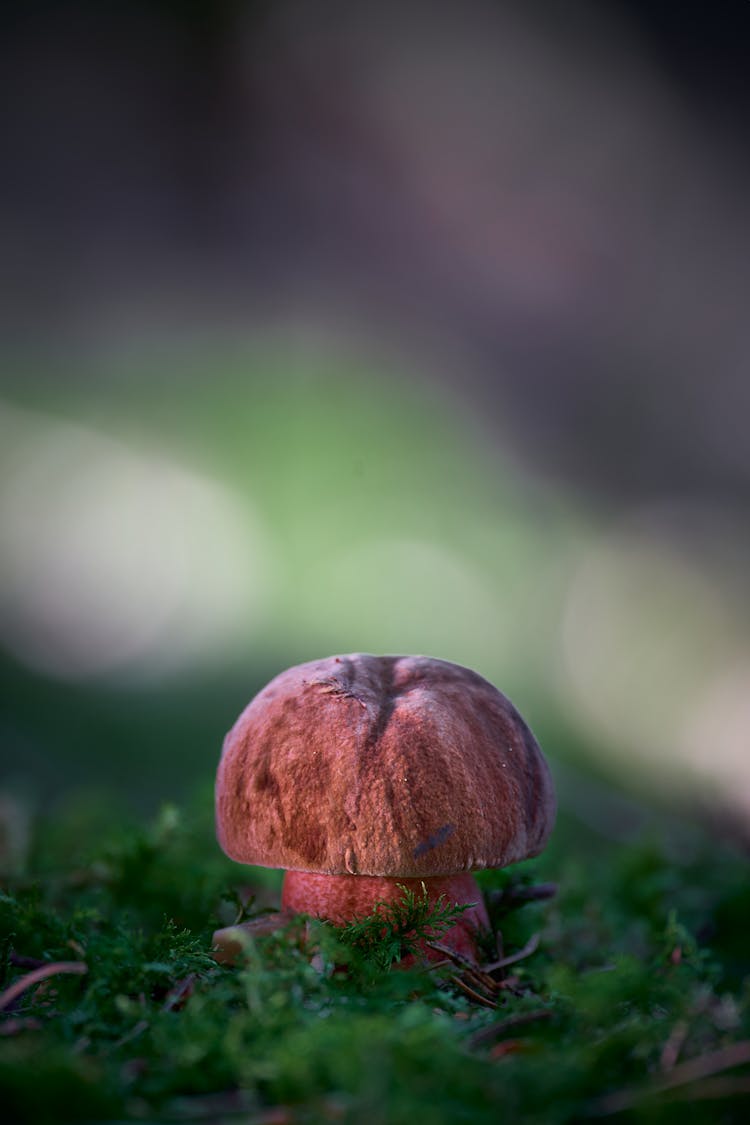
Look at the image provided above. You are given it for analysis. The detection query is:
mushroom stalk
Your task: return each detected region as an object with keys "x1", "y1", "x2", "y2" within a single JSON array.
[{"x1": 282, "y1": 869, "x2": 490, "y2": 961}]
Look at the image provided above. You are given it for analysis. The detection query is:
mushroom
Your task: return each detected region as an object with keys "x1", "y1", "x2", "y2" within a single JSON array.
[{"x1": 214, "y1": 654, "x2": 555, "y2": 963}]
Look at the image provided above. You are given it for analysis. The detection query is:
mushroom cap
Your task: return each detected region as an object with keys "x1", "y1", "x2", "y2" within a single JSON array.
[{"x1": 216, "y1": 654, "x2": 556, "y2": 878}]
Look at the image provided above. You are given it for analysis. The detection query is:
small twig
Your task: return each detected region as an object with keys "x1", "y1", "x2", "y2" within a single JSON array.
[
  {"x1": 661, "y1": 1076, "x2": 750, "y2": 1102},
  {"x1": 660, "y1": 1021, "x2": 688, "y2": 1071},
  {"x1": 463, "y1": 963, "x2": 503, "y2": 997},
  {"x1": 426, "y1": 941, "x2": 497, "y2": 987},
  {"x1": 111, "y1": 1018, "x2": 149, "y2": 1051},
  {"x1": 450, "y1": 975, "x2": 498, "y2": 1010},
  {"x1": 494, "y1": 974, "x2": 525, "y2": 996},
  {"x1": 0, "y1": 961, "x2": 88, "y2": 1012},
  {"x1": 485, "y1": 932, "x2": 540, "y2": 973},
  {"x1": 426, "y1": 942, "x2": 501, "y2": 996},
  {"x1": 420, "y1": 958, "x2": 452, "y2": 973},
  {"x1": 162, "y1": 975, "x2": 197, "y2": 1013},
  {"x1": 425, "y1": 941, "x2": 477, "y2": 972},
  {"x1": 593, "y1": 1040, "x2": 750, "y2": 1115},
  {"x1": 470, "y1": 974, "x2": 501, "y2": 998},
  {"x1": 468, "y1": 1009, "x2": 553, "y2": 1048},
  {"x1": 645, "y1": 1039, "x2": 750, "y2": 1090}
]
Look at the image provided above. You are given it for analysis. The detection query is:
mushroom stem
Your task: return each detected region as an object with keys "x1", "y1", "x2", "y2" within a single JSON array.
[{"x1": 281, "y1": 870, "x2": 490, "y2": 962}]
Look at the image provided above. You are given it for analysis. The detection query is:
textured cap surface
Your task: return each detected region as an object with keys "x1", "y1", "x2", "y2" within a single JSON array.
[{"x1": 216, "y1": 654, "x2": 556, "y2": 877}]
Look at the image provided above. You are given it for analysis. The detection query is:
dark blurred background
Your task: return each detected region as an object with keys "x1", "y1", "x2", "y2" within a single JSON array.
[{"x1": 1, "y1": 0, "x2": 749, "y2": 841}]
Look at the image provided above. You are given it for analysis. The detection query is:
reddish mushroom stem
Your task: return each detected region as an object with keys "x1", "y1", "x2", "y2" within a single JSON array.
[{"x1": 281, "y1": 869, "x2": 490, "y2": 962}]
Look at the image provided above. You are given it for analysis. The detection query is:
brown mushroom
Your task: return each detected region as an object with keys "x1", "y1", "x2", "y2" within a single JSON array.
[{"x1": 214, "y1": 654, "x2": 555, "y2": 963}]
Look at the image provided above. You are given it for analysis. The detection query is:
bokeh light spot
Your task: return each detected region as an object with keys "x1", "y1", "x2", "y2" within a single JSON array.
[{"x1": 0, "y1": 402, "x2": 274, "y2": 680}]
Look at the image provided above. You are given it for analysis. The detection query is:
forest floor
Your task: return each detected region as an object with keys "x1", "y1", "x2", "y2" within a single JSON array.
[{"x1": 2, "y1": 788, "x2": 749, "y2": 1123}]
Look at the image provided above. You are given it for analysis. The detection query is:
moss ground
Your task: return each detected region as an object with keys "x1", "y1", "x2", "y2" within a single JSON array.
[{"x1": 1, "y1": 790, "x2": 749, "y2": 1123}]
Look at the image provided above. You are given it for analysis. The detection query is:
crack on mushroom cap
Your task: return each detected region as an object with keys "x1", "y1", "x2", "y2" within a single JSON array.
[{"x1": 216, "y1": 654, "x2": 556, "y2": 877}]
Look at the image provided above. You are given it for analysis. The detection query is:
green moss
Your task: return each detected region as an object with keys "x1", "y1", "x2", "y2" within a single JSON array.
[{"x1": 1, "y1": 800, "x2": 749, "y2": 1123}]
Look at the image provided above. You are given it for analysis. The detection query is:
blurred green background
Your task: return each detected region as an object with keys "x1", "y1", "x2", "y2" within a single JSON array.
[
  {"x1": 0, "y1": 347, "x2": 579, "y2": 801},
  {"x1": 2, "y1": 0, "x2": 750, "y2": 842}
]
